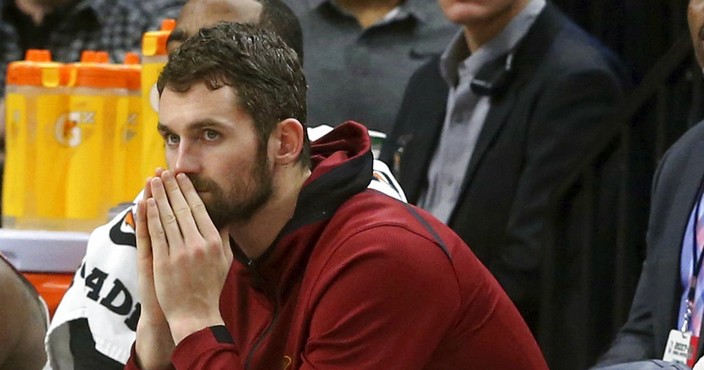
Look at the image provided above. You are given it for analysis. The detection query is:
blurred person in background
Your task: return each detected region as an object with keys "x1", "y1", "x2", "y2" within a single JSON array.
[
  {"x1": 281, "y1": 0, "x2": 458, "y2": 134},
  {"x1": 164, "y1": 0, "x2": 301, "y2": 58},
  {"x1": 0, "y1": 0, "x2": 183, "y2": 95}
]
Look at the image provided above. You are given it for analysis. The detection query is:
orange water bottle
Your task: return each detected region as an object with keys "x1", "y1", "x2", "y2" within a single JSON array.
[
  {"x1": 4, "y1": 50, "x2": 69, "y2": 229},
  {"x1": 64, "y1": 51, "x2": 129, "y2": 230},
  {"x1": 140, "y1": 19, "x2": 174, "y2": 179}
]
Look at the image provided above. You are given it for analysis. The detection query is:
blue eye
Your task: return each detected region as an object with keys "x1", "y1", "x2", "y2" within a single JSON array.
[
  {"x1": 165, "y1": 133, "x2": 180, "y2": 146},
  {"x1": 204, "y1": 129, "x2": 220, "y2": 141}
]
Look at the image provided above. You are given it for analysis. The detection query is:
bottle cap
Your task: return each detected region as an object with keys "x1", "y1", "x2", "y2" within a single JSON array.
[
  {"x1": 161, "y1": 18, "x2": 176, "y2": 31},
  {"x1": 123, "y1": 52, "x2": 140, "y2": 65},
  {"x1": 142, "y1": 18, "x2": 175, "y2": 57},
  {"x1": 25, "y1": 49, "x2": 51, "y2": 62},
  {"x1": 122, "y1": 52, "x2": 142, "y2": 91},
  {"x1": 7, "y1": 50, "x2": 63, "y2": 87}
]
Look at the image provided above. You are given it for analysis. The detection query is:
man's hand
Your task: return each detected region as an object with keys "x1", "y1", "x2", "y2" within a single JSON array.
[
  {"x1": 134, "y1": 168, "x2": 175, "y2": 370},
  {"x1": 146, "y1": 170, "x2": 233, "y2": 344}
]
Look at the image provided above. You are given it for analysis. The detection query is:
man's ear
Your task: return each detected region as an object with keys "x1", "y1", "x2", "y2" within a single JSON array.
[{"x1": 273, "y1": 118, "x2": 305, "y2": 165}]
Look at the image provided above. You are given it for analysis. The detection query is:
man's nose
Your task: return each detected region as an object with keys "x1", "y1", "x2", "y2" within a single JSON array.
[{"x1": 172, "y1": 143, "x2": 200, "y2": 174}]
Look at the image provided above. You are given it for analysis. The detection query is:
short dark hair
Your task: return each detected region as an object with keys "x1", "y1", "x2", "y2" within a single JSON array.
[
  {"x1": 259, "y1": 0, "x2": 304, "y2": 64},
  {"x1": 157, "y1": 22, "x2": 310, "y2": 167}
]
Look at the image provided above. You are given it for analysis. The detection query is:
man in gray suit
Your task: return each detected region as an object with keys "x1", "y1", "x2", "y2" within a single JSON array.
[{"x1": 592, "y1": 1, "x2": 704, "y2": 369}]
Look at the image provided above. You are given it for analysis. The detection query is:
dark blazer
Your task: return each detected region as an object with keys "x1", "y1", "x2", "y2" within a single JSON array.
[
  {"x1": 381, "y1": 3, "x2": 628, "y2": 331},
  {"x1": 594, "y1": 121, "x2": 704, "y2": 367}
]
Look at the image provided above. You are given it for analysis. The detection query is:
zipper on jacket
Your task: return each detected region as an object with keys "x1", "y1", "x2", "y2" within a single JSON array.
[{"x1": 244, "y1": 260, "x2": 281, "y2": 370}]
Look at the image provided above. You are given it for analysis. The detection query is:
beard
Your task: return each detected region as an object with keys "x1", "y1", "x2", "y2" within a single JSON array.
[{"x1": 188, "y1": 141, "x2": 273, "y2": 229}]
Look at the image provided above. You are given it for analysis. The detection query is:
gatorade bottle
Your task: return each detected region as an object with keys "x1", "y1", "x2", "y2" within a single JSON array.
[
  {"x1": 3, "y1": 49, "x2": 69, "y2": 229},
  {"x1": 120, "y1": 52, "x2": 143, "y2": 201},
  {"x1": 140, "y1": 19, "x2": 174, "y2": 180},
  {"x1": 64, "y1": 51, "x2": 129, "y2": 230}
]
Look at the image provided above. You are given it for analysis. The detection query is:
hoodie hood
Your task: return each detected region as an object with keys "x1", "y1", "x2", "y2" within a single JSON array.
[
  {"x1": 232, "y1": 121, "x2": 373, "y2": 295},
  {"x1": 305, "y1": 121, "x2": 373, "y2": 185}
]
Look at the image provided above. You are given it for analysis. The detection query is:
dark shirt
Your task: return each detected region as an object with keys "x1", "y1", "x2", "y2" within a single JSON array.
[
  {"x1": 4, "y1": 1, "x2": 65, "y2": 51},
  {"x1": 282, "y1": 0, "x2": 458, "y2": 134}
]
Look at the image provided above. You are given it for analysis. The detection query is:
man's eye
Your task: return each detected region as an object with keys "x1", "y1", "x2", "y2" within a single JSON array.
[
  {"x1": 165, "y1": 133, "x2": 180, "y2": 145},
  {"x1": 204, "y1": 130, "x2": 219, "y2": 140}
]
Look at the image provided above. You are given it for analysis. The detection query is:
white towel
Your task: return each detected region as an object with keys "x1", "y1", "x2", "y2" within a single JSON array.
[{"x1": 46, "y1": 202, "x2": 141, "y2": 368}]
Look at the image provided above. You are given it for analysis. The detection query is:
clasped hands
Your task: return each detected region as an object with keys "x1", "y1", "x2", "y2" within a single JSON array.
[{"x1": 135, "y1": 169, "x2": 233, "y2": 359}]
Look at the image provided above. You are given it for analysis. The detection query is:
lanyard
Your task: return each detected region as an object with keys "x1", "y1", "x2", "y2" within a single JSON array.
[{"x1": 683, "y1": 192, "x2": 704, "y2": 332}]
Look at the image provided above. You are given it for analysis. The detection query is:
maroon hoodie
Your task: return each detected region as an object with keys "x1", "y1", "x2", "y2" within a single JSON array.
[{"x1": 126, "y1": 121, "x2": 548, "y2": 370}]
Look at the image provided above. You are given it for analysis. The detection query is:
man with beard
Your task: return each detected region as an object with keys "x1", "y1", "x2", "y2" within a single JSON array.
[
  {"x1": 46, "y1": 1, "x2": 404, "y2": 369},
  {"x1": 124, "y1": 22, "x2": 548, "y2": 370}
]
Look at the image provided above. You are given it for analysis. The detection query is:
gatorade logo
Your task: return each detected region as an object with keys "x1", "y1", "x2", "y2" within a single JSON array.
[
  {"x1": 127, "y1": 113, "x2": 138, "y2": 126},
  {"x1": 109, "y1": 209, "x2": 136, "y2": 248},
  {"x1": 123, "y1": 128, "x2": 137, "y2": 143},
  {"x1": 123, "y1": 113, "x2": 139, "y2": 143},
  {"x1": 54, "y1": 112, "x2": 81, "y2": 147},
  {"x1": 55, "y1": 111, "x2": 96, "y2": 147}
]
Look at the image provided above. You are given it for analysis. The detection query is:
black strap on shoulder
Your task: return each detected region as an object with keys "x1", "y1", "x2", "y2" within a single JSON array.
[{"x1": 402, "y1": 204, "x2": 451, "y2": 259}]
